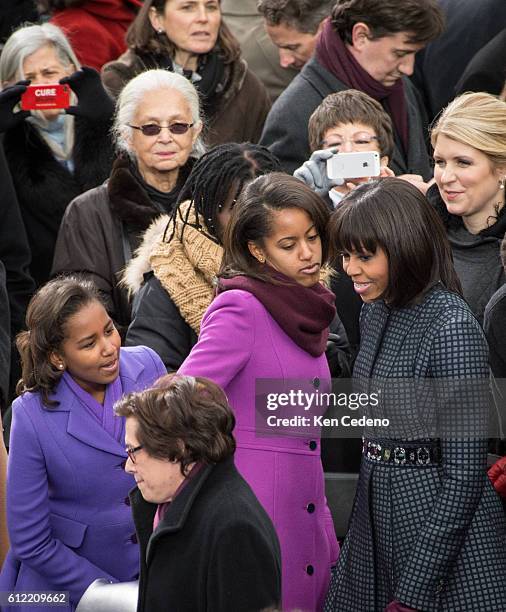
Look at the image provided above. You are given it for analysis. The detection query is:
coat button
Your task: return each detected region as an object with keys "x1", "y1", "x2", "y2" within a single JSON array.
[
  {"x1": 312, "y1": 377, "x2": 320, "y2": 388},
  {"x1": 130, "y1": 533, "x2": 138, "y2": 544},
  {"x1": 306, "y1": 565, "x2": 314, "y2": 575},
  {"x1": 124, "y1": 496, "x2": 131, "y2": 506},
  {"x1": 306, "y1": 503, "x2": 315, "y2": 513},
  {"x1": 309, "y1": 440, "x2": 317, "y2": 451}
]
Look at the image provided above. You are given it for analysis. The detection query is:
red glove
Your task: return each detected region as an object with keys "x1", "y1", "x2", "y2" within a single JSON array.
[
  {"x1": 385, "y1": 601, "x2": 418, "y2": 612},
  {"x1": 488, "y1": 455, "x2": 506, "y2": 498}
]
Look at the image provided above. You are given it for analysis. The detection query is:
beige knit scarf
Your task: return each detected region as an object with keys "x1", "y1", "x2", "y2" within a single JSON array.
[{"x1": 149, "y1": 202, "x2": 223, "y2": 334}]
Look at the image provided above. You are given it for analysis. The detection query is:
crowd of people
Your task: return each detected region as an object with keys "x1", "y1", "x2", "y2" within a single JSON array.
[{"x1": 0, "y1": 0, "x2": 505, "y2": 611}]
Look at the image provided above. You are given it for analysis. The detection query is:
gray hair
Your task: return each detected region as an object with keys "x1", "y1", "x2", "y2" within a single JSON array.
[
  {"x1": 112, "y1": 69, "x2": 205, "y2": 159},
  {"x1": 0, "y1": 23, "x2": 80, "y2": 86}
]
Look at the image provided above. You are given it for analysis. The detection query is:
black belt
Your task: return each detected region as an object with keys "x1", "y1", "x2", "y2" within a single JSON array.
[{"x1": 363, "y1": 438, "x2": 441, "y2": 466}]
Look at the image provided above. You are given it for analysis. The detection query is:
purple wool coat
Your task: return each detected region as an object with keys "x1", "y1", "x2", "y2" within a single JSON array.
[
  {"x1": 180, "y1": 290, "x2": 339, "y2": 612},
  {"x1": 0, "y1": 346, "x2": 166, "y2": 612}
]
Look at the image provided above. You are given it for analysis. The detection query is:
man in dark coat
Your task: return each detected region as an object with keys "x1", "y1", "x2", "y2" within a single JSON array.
[
  {"x1": 260, "y1": 0, "x2": 445, "y2": 178},
  {"x1": 411, "y1": 0, "x2": 506, "y2": 123},
  {"x1": 114, "y1": 374, "x2": 282, "y2": 612}
]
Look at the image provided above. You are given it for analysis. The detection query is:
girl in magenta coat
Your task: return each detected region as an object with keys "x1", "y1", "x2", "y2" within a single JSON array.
[
  {"x1": 180, "y1": 173, "x2": 340, "y2": 611},
  {"x1": 0, "y1": 277, "x2": 166, "y2": 611}
]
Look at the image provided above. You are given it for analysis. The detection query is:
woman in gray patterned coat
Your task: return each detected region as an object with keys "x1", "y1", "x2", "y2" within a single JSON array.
[{"x1": 324, "y1": 178, "x2": 506, "y2": 612}]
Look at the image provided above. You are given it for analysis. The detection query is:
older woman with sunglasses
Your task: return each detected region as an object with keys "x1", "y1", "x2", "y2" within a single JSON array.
[{"x1": 52, "y1": 68, "x2": 204, "y2": 335}]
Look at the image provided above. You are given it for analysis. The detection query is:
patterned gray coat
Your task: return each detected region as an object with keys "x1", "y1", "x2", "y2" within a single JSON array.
[{"x1": 325, "y1": 285, "x2": 506, "y2": 611}]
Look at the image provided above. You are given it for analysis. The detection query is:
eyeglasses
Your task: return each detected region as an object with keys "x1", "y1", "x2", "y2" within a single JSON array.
[
  {"x1": 127, "y1": 123, "x2": 194, "y2": 136},
  {"x1": 322, "y1": 133, "x2": 379, "y2": 151},
  {"x1": 126, "y1": 444, "x2": 144, "y2": 464}
]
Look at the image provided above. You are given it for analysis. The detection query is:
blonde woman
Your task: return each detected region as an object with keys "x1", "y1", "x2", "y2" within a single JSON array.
[{"x1": 428, "y1": 91, "x2": 506, "y2": 322}]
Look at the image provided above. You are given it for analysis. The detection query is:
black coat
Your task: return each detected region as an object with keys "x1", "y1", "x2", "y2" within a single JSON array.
[
  {"x1": 3, "y1": 116, "x2": 114, "y2": 287},
  {"x1": 0, "y1": 262, "x2": 10, "y2": 412},
  {"x1": 125, "y1": 274, "x2": 197, "y2": 371},
  {"x1": 131, "y1": 458, "x2": 282, "y2": 612}
]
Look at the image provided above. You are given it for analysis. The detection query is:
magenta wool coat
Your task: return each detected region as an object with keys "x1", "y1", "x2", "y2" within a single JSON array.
[
  {"x1": 0, "y1": 346, "x2": 166, "y2": 612},
  {"x1": 180, "y1": 289, "x2": 339, "y2": 611}
]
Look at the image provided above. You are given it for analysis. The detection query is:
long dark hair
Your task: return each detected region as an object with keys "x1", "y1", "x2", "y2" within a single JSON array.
[
  {"x1": 16, "y1": 276, "x2": 103, "y2": 406},
  {"x1": 166, "y1": 143, "x2": 281, "y2": 244},
  {"x1": 330, "y1": 178, "x2": 462, "y2": 307},
  {"x1": 220, "y1": 172, "x2": 331, "y2": 283},
  {"x1": 126, "y1": 0, "x2": 240, "y2": 64}
]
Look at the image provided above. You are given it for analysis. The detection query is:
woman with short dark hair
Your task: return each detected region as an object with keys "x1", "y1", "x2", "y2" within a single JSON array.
[
  {"x1": 114, "y1": 373, "x2": 282, "y2": 612},
  {"x1": 179, "y1": 173, "x2": 340, "y2": 611},
  {"x1": 324, "y1": 178, "x2": 506, "y2": 612},
  {"x1": 102, "y1": 0, "x2": 271, "y2": 146}
]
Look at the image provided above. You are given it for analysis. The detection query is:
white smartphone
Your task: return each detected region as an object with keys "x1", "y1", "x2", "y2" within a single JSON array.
[{"x1": 326, "y1": 151, "x2": 381, "y2": 180}]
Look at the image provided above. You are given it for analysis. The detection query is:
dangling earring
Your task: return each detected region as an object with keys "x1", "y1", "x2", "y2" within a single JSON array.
[
  {"x1": 58, "y1": 364, "x2": 64, "y2": 370},
  {"x1": 499, "y1": 176, "x2": 505, "y2": 190}
]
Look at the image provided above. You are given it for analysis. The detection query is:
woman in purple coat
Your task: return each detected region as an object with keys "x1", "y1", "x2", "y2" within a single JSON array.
[
  {"x1": 0, "y1": 277, "x2": 166, "y2": 611},
  {"x1": 180, "y1": 173, "x2": 340, "y2": 611}
]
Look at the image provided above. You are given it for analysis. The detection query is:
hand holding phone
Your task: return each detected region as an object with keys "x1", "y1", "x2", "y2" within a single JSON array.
[
  {"x1": 326, "y1": 151, "x2": 381, "y2": 181},
  {"x1": 20, "y1": 83, "x2": 70, "y2": 111}
]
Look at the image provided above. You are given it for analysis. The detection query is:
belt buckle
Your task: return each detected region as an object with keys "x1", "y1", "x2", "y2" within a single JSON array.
[
  {"x1": 417, "y1": 446, "x2": 430, "y2": 465},
  {"x1": 367, "y1": 442, "x2": 382, "y2": 461},
  {"x1": 393, "y1": 446, "x2": 406, "y2": 465}
]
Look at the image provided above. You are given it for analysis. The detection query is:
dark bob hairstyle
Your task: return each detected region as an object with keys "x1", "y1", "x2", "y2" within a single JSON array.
[
  {"x1": 220, "y1": 172, "x2": 331, "y2": 283},
  {"x1": 330, "y1": 178, "x2": 462, "y2": 307},
  {"x1": 114, "y1": 373, "x2": 236, "y2": 476}
]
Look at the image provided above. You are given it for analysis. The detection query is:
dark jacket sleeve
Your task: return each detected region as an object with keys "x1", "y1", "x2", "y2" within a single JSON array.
[
  {"x1": 51, "y1": 187, "x2": 125, "y2": 324},
  {"x1": 125, "y1": 275, "x2": 197, "y2": 372},
  {"x1": 0, "y1": 263, "x2": 10, "y2": 412},
  {"x1": 0, "y1": 140, "x2": 35, "y2": 337},
  {"x1": 259, "y1": 74, "x2": 316, "y2": 174}
]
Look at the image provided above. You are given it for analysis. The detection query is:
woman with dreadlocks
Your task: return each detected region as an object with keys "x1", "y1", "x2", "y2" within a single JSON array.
[{"x1": 122, "y1": 142, "x2": 281, "y2": 370}]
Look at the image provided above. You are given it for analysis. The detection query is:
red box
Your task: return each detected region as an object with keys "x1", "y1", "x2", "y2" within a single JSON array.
[{"x1": 20, "y1": 84, "x2": 70, "y2": 111}]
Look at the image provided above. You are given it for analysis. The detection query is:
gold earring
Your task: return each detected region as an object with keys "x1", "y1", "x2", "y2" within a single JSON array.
[{"x1": 258, "y1": 257, "x2": 265, "y2": 264}]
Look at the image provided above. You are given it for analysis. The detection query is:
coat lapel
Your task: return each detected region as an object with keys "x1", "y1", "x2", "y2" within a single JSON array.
[{"x1": 46, "y1": 357, "x2": 132, "y2": 458}]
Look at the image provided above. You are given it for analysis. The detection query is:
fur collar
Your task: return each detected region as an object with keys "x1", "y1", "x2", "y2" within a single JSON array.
[
  {"x1": 107, "y1": 155, "x2": 193, "y2": 230},
  {"x1": 122, "y1": 214, "x2": 170, "y2": 296}
]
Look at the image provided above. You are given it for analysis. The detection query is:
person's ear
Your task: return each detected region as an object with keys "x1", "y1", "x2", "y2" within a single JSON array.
[
  {"x1": 247, "y1": 241, "x2": 266, "y2": 264},
  {"x1": 316, "y1": 19, "x2": 326, "y2": 35},
  {"x1": 380, "y1": 155, "x2": 389, "y2": 167},
  {"x1": 191, "y1": 122, "x2": 203, "y2": 144},
  {"x1": 350, "y1": 22, "x2": 372, "y2": 50},
  {"x1": 49, "y1": 351, "x2": 65, "y2": 372},
  {"x1": 148, "y1": 6, "x2": 164, "y2": 33}
]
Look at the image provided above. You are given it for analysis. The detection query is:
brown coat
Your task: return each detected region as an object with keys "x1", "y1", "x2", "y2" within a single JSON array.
[{"x1": 101, "y1": 51, "x2": 271, "y2": 146}]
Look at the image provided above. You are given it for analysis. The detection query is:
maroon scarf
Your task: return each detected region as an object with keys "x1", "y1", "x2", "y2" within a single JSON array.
[
  {"x1": 218, "y1": 270, "x2": 336, "y2": 357},
  {"x1": 316, "y1": 18, "x2": 409, "y2": 153}
]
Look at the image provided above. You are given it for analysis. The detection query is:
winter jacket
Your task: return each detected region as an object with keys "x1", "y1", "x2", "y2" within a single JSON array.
[
  {"x1": 428, "y1": 183, "x2": 506, "y2": 324},
  {"x1": 102, "y1": 51, "x2": 271, "y2": 146},
  {"x1": 50, "y1": 0, "x2": 142, "y2": 71},
  {"x1": 260, "y1": 56, "x2": 432, "y2": 178},
  {"x1": 3, "y1": 117, "x2": 113, "y2": 287},
  {"x1": 132, "y1": 458, "x2": 281, "y2": 612},
  {"x1": 52, "y1": 156, "x2": 193, "y2": 333}
]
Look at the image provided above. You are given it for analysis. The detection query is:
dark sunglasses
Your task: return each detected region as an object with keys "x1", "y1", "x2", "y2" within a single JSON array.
[
  {"x1": 126, "y1": 444, "x2": 144, "y2": 464},
  {"x1": 128, "y1": 122, "x2": 194, "y2": 136}
]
